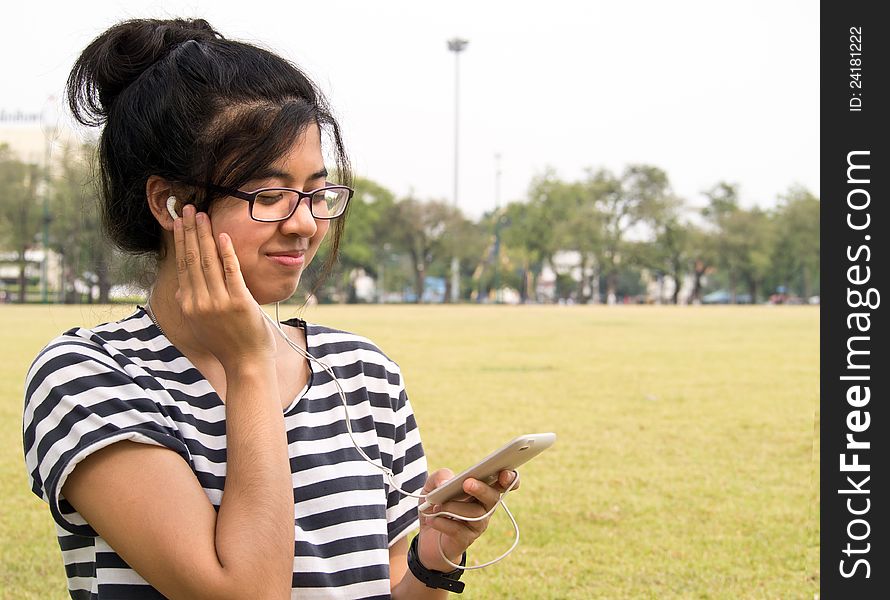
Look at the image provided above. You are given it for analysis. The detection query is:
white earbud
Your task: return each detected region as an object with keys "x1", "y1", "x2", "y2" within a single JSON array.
[{"x1": 166, "y1": 196, "x2": 179, "y2": 220}]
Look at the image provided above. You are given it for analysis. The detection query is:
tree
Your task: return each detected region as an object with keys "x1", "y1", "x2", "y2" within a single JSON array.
[
  {"x1": 770, "y1": 186, "x2": 819, "y2": 298},
  {"x1": 702, "y1": 183, "x2": 776, "y2": 302},
  {"x1": 540, "y1": 174, "x2": 604, "y2": 303},
  {"x1": 685, "y1": 225, "x2": 718, "y2": 304},
  {"x1": 0, "y1": 144, "x2": 41, "y2": 302},
  {"x1": 594, "y1": 165, "x2": 672, "y2": 303},
  {"x1": 384, "y1": 198, "x2": 462, "y2": 303},
  {"x1": 338, "y1": 177, "x2": 396, "y2": 275},
  {"x1": 626, "y1": 176, "x2": 692, "y2": 304},
  {"x1": 499, "y1": 198, "x2": 555, "y2": 303},
  {"x1": 634, "y1": 214, "x2": 692, "y2": 304},
  {"x1": 702, "y1": 182, "x2": 742, "y2": 299},
  {"x1": 727, "y1": 207, "x2": 774, "y2": 302},
  {"x1": 310, "y1": 176, "x2": 397, "y2": 302},
  {"x1": 435, "y1": 209, "x2": 486, "y2": 302},
  {"x1": 49, "y1": 141, "x2": 118, "y2": 303}
]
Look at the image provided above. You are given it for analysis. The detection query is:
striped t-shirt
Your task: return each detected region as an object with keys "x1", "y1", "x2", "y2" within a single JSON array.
[{"x1": 23, "y1": 307, "x2": 428, "y2": 599}]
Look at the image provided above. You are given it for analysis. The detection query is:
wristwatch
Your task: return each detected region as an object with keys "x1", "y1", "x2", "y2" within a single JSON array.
[{"x1": 407, "y1": 534, "x2": 467, "y2": 593}]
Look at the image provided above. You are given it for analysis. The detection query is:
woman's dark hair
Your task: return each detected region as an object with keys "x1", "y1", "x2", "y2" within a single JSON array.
[{"x1": 67, "y1": 17, "x2": 351, "y2": 284}]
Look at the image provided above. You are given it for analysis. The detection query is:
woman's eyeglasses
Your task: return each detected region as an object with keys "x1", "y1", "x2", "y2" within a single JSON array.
[{"x1": 194, "y1": 183, "x2": 354, "y2": 222}]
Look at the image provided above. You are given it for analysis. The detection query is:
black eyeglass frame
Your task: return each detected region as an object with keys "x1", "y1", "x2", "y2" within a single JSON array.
[{"x1": 190, "y1": 182, "x2": 354, "y2": 222}]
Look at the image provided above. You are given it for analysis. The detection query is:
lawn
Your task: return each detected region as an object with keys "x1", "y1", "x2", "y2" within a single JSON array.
[{"x1": 0, "y1": 304, "x2": 819, "y2": 599}]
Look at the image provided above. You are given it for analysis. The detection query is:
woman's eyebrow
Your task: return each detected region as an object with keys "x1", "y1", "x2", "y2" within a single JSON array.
[
  {"x1": 249, "y1": 167, "x2": 291, "y2": 181},
  {"x1": 249, "y1": 167, "x2": 329, "y2": 183}
]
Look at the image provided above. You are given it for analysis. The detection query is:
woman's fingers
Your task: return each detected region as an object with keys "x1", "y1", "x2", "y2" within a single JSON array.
[
  {"x1": 494, "y1": 470, "x2": 520, "y2": 493},
  {"x1": 176, "y1": 205, "x2": 238, "y2": 303},
  {"x1": 217, "y1": 233, "x2": 250, "y2": 300},
  {"x1": 195, "y1": 211, "x2": 227, "y2": 298},
  {"x1": 422, "y1": 468, "x2": 454, "y2": 494},
  {"x1": 425, "y1": 511, "x2": 476, "y2": 540},
  {"x1": 172, "y1": 212, "x2": 191, "y2": 299},
  {"x1": 180, "y1": 205, "x2": 211, "y2": 299},
  {"x1": 461, "y1": 477, "x2": 503, "y2": 514}
]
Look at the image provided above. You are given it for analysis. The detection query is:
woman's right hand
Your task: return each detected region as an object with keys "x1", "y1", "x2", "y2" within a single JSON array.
[{"x1": 173, "y1": 204, "x2": 276, "y2": 370}]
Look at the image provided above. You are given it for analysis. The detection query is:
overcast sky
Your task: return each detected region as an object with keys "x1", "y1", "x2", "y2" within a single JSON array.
[{"x1": 3, "y1": 1, "x2": 819, "y2": 219}]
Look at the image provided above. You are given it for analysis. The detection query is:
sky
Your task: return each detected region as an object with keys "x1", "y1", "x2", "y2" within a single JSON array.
[{"x1": 2, "y1": 1, "x2": 819, "y2": 219}]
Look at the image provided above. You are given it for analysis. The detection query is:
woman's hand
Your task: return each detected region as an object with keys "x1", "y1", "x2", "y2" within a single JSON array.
[
  {"x1": 416, "y1": 468, "x2": 520, "y2": 572},
  {"x1": 173, "y1": 204, "x2": 275, "y2": 370}
]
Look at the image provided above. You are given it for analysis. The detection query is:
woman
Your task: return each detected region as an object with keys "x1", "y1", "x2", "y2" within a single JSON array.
[{"x1": 23, "y1": 18, "x2": 517, "y2": 599}]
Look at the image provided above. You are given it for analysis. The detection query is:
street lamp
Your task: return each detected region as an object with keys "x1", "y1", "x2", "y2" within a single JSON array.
[
  {"x1": 493, "y1": 152, "x2": 502, "y2": 303},
  {"x1": 40, "y1": 96, "x2": 59, "y2": 304},
  {"x1": 447, "y1": 37, "x2": 468, "y2": 303}
]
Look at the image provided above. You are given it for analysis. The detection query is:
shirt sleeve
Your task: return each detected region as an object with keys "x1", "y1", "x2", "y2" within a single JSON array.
[
  {"x1": 23, "y1": 334, "x2": 190, "y2": 536},
  {"x1": 385, "y1": 369, "x2": 428, "y2": 547}
]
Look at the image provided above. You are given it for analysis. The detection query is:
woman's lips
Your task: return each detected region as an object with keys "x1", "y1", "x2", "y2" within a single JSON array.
[{"x1": 266, "y1": 252, "x2": 305, "y2": 268}]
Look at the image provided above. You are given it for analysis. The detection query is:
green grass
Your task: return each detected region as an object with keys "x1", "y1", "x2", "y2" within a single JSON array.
[{"x1": 0, "y1": 304, "x2": 819, "y2": 599}]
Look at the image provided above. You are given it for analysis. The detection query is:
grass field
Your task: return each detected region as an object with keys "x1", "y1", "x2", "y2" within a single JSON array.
[{"x1": 0, "y1": 304, "x2": 819, "y2": 599}]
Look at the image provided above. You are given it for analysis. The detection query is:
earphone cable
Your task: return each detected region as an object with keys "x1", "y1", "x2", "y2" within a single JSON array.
[{"x1": 267, "y1": 302, "x2": 520, "y2": 569}]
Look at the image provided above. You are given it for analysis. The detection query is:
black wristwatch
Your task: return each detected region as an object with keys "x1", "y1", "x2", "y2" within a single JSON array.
[{"x1": 406, "y1": 534, "x2": 467, "y2": 594}]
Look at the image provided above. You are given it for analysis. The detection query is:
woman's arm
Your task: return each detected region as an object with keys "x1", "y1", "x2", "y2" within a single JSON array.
[
  {"x1": 62, "y1": 364, "x2": 292, "y2": 599},
  {"x1": 63, "y1": 207, "x2": 294, "y2": 599},
  {"x1": 389, "y1": 536, "x2": 447, "y2": 600}
]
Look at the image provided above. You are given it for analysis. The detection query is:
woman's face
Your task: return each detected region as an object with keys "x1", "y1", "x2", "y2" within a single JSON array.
[{"x1": 207, "y1": 124, "x2": 330, "y2": 305}]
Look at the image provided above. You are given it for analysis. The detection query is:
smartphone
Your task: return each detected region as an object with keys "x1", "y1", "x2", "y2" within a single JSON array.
[{"x1": 417, "y1": 432, "x2": 556, "y2": 512}]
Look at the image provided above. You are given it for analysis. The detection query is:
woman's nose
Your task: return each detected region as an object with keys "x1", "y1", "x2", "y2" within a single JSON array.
[{"x1": 280, "y1": 198, "x2": 318, "y2": 237}]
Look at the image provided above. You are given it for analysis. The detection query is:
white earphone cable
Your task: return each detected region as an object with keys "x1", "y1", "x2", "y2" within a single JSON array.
[
  {"x1": 266, "y1": 303, "x2": 520, "y2": 570},
  {"x1": 431, "y1": 474, "x2": 520, "y2": 570}
]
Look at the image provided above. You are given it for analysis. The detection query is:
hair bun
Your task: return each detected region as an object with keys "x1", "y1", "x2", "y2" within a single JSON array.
[{"x1": 67, "y1": 18, "x2": 221, "y2": 126}]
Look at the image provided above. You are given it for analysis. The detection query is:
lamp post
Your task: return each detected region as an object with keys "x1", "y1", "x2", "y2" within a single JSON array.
[
  {"x1": 493, "y1": 152, "x2": 502, "y2": 303},
  {"x1": 447, "y1": 37, "x2": 468, "y2": 303},
  {"x1": 40, "y1": 96, "x2": 58, "y2": 304},
  {"x1": 378, "y1": 243, "x2": 392, "y2": 304}
]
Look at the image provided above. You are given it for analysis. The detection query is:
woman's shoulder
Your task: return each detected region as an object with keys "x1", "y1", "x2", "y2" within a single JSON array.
[
  {"x1": 296, "y1": 320, "x2": 405, "y2": 380},
  {"x1": 28, "y1": 308, "x2": 166, "y2": 380},
  {"x1": 293, "y1": 320, "x2": 393, "y2": 359}
]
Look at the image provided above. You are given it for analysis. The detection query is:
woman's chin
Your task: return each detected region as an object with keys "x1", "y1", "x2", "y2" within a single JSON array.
[{"x1": 247, "y1": 277, "x2": 303, "y2": 306}]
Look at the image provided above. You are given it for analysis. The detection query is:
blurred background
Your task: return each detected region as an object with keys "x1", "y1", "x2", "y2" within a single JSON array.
[{"x1": 0, "y1": 0, "x2": 818, "y2": 307}]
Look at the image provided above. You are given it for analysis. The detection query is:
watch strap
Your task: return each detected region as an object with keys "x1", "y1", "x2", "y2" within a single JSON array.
[{"x1": 407, "y1": 534, "x2": 466, "y2": 594}]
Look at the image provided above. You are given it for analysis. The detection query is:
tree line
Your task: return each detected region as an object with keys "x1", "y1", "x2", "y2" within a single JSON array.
[{"x1": 0, "y1": 141, "x2": 819, "y2": 304}]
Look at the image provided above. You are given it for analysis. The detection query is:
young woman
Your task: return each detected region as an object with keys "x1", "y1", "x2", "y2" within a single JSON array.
[{"x1": 23, "y1": 18, "x2": 517, "y2": 599}]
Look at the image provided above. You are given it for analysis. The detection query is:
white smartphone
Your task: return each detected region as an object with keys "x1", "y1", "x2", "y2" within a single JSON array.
[{"x1": 417, "y1": 432, "x2": 556, "y2": 512}]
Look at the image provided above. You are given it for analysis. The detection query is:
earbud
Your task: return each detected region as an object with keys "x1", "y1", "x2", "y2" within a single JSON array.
[{"x1": 166, "y1": 196, "x2": 179, "y2": 220}]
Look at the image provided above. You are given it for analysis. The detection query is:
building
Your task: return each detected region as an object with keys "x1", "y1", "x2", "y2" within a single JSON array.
[
  {"x1": 536, "y1": 250, "x2": 598, "y2": 303},
  {"x1": 1, "y1": 103, "x2": 79, "y2": 164},
  {"x1": 0, "y1": 248, "x2": 62, "y2": 302},
  {"x1": 1, "y1": 103, "x2": 82, "y2": 302},
  {"x1": 640, "y1": 269, "x2": 697, "y2": 304}
]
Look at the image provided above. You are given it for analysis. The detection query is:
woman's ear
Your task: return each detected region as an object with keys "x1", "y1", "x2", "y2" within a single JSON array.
[{"x1": 146, "y1": 176, "x2": 178, "y2": 231}]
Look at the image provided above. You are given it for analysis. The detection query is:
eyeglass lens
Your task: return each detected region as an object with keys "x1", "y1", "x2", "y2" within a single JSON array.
[{"x1": 251, "y1": 188, "x2": 349, "y2": 221}]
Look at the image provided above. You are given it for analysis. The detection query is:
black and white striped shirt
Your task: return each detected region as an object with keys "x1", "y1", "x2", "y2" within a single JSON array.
[{"x1": 23, "y1": 308, "x2": 427, "y2": 599}]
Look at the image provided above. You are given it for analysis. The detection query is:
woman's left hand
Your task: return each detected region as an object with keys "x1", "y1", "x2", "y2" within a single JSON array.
[{"x1": 416, "y1": 469, "x2": 520, "y2": 572}]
